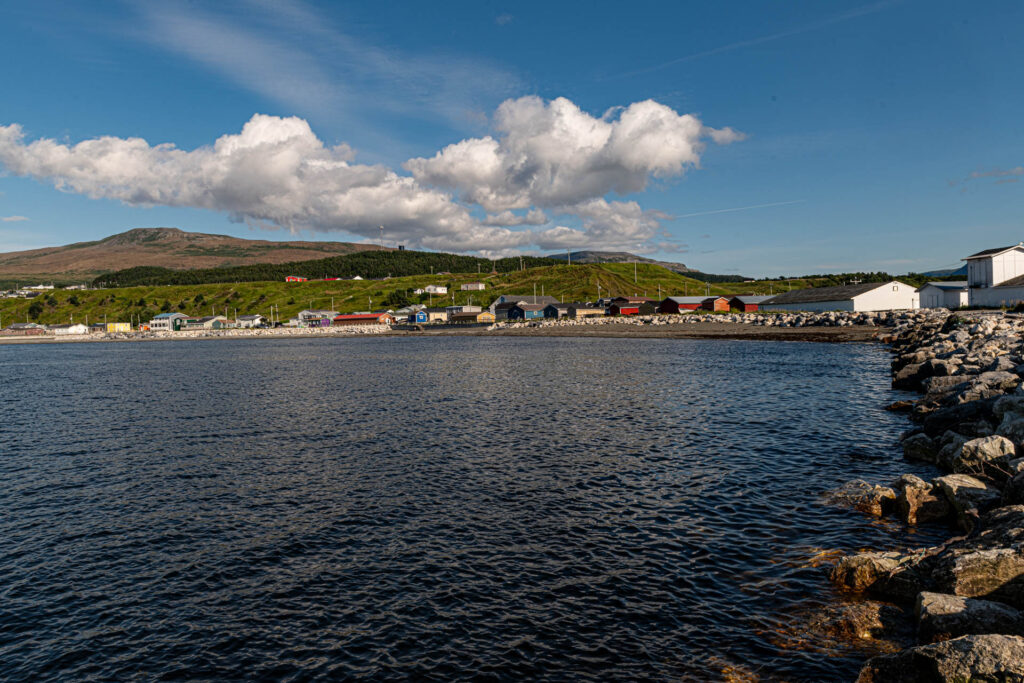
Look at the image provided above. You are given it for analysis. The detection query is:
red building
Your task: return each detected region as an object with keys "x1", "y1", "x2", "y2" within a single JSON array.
[
  {"x1": 658, "y1": 296, "x2": 708, "y2": 313},
  {"x1": 728, "y1": 295, "x2": 774, "y2": 312},
  {"x1": 285, "y1": 275, "x2": 307, "y2": 282},
  {"x1": 609, "y1": 304, "x2": 640, "y2": 316},
  {"x1": 332, "y1": 313, "x2": 395, "y2": 326},
  {"x1": 701, "y1": 296, "x2": 731, "y2": 312}
]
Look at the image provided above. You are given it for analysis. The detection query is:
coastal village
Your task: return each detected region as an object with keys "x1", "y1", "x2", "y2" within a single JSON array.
[{"x1": 1, "y1": 242, "x2": 1022, "y2": 339}]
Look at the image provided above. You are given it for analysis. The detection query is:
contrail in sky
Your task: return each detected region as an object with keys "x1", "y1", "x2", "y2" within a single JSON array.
[
  {"x1": 676, "y1": 199, "x2": 805, "y2": 219},
  {"x1": 611, "y1": 0, "x2": 901, "y2": 79}
]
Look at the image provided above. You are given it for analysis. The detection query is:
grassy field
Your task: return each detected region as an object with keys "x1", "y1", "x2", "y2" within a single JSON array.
[{"x1": 0, "y1": 263, "x2": 817, "y2": 327}]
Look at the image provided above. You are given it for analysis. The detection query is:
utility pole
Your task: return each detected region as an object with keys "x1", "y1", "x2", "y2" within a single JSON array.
[
  {"x1": 567, "y1": 249, "x2": 571, "y2": 266},
  {"x1": 379, "y1": 225, "x2": 384, "y2": 248},
  {"x1": 634, "y1": 260, "x2": 638, "y2": 284}
]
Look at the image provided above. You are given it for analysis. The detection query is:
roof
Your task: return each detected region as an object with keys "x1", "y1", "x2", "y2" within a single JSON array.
[
  {"x1": 545, "y1": 302, "x2": 571, "y2": 309},
  {"x1": 729, "y1": 295, "x2": 775, "y2": 304},
  {"x1": 153, "y1": 312, "x2": 188, "y2": 319},
  {"x1": 995, "y1": 275, "x2": 1024, "y2": 289},
  {"x1": 762, "y1": 281, "x2": 894, "y2": 305},
  {"x1": 513, "y1": 303, "x2": 546, "y2": 311},
  {"x1": 663, "y1": 296, "x2": 708, "y2": 304},
  {"x1": 497, "y1": 295, "x2": 559, "y2": 305},
  {"x1": 424, "y1": 307, "x2": 449, "y2": 313},
  {"x1": 917, "y1": 281, "x2": 968, "y2": 292},
  {"x1": 333, "y1": 313, "x2": 390, "y2": 320},
  {"x1": 238, "y1": 314, "x2": 263, "y2": 320},
  {"x1": 964, "y1": 243, "x2": 1024, "y2": 260},
  {"x1": 611, "y1": 296, "x2": 656, "y2": 303},
  {"x1": 450, "y1": 311, "x2": 491, "y2": 319}
]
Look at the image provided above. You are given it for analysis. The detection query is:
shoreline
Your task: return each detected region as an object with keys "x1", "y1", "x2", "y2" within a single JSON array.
[
  {"x1": 826, "y1": 310, "x2": 1024, "y2": 680},
  {"x1": 0, "y1": 319, "x2": 883, "y2": 346}
]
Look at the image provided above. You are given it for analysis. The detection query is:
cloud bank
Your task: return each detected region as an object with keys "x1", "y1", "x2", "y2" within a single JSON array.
[{"x1": 0, "y1": 97, "x2": 741, "y2": 254}]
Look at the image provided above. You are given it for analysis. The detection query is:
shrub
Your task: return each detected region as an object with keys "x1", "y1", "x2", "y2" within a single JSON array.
[{"x1": 28, "y1": 300, "x2": 44, "y2": 319}]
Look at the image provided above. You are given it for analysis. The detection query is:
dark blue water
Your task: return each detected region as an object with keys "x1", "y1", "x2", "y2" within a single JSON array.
[{"x1": 0, "y1": 337, "x2": 942, "y2": 681}]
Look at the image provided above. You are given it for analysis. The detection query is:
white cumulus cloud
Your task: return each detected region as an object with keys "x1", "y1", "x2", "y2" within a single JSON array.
[
  {"x1": 0, "y1": 97, "x2": 742, "y2": 254},
  {"x1": 405, "y1": 96, "x2": 741, "y2": 211},
  {"x1": 1, "y1": 215, "x2": 28, "y2": 222}
]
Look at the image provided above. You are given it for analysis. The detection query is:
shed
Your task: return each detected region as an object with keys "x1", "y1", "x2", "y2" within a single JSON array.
[
  {"x1": 701, "y1": 296, "x2": 731, "y2": 312},
  {"x1": 285, "y1": 275, "x2": 307, "y2": 282},
  {"x1": 450, "y1": 311, "x2": 496, "y2": 324},
  {"x1": 727, "y1": 295, "x2": 774, "y2": 312},
  {"x1": 917, "y1": 282, "x2": 968, "y2": 309},
  {"x1": 658, "y1": 296, "x2": 707, "y2": 313},
  {"x1": 423, "y1": 307, "x2": 449, "y2": 323},
  {"x1": 609, "y1": 304, "x2": 640, "y2": 316},
  {"x1": 333, "y1": 313, "x2": 395, "y2": 325},
  {"x1": 460, "y1": 282, "x2": 486, "y2": 291},
  {"x1": 567, "y1": 304, "x2": 606, "y2": 318},
  {"x1": 507, "y1": 303, "x2": 546, "y2": 320},
  {"x1": 544, "y1": 303, "x2": 571, "y2": 318}
]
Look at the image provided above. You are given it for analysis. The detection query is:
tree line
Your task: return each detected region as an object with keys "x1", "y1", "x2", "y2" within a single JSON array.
[{"x1": 92, "y1": 250, "x2": 564, "y2": 287}]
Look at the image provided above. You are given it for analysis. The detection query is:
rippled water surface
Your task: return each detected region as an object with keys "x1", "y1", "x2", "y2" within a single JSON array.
[{"x1": 0, "y1": 337, "x2": 944, "y2": 680}]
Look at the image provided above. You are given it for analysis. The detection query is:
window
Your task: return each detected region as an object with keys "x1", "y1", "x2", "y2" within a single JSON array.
[{"x1": 893, "y1": 286, "x2": 898, "y2": 291}]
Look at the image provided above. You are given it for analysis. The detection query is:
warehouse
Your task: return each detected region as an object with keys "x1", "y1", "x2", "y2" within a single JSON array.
[{"x1": 761, "y1": 281, "x2": 919, "y2": 312}]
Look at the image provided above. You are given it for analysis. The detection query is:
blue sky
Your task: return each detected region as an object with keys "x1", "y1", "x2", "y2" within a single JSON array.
[{"x1": 0, "y1": 0, "x2": 1021, "y2": 276}]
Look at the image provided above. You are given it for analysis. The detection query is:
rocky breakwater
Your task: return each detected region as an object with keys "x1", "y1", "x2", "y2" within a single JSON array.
[
  {"x1": 488, "y1": 309, "x2": 925, "y2": 331},
  {"x1": 828, "y1": 311, "x2": 1024, "y2": 681}
]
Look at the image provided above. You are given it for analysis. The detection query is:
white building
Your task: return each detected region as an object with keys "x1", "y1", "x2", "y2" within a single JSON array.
[
  {"x1": 47, "y1": 323, "x2": 89, "y2": 335},
  {"x1": 963, "y1": 243, "x2": 1024, "y2": 308},
  {"x1": 762, "y1": 281, "x2": 919, "y2": 312},
  {"x1": 297, "y1": 309, "x2": 339, "y2": 322},
  {"x1": 424, "y1": 284, "x2": 447, "y2": 295},
  {"x1": 236, "y1": 314, "x2": 265, "y2": 328},
  {"x1": 917, "y1": 281, "x2": 968, "y2": 309},
  {"x1": 460, "y1": 282, "x2": 486, "y2": 291}
]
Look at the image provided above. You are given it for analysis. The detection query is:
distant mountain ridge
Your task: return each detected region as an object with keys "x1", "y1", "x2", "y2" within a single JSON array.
[
  {"x1": 547, "y1": 250, "x2": 695, "y2": 274},
  {"x1": 0, "y1": 227, "x2": 388, "y2": 284}
]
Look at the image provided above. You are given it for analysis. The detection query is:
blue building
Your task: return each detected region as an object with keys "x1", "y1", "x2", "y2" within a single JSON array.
[
  {"x1": 507, "y1": 303, "x2": 546, "y2": 320},
  {"x1": 411, "y1": 310, "x2": 429, "y2": 323}
]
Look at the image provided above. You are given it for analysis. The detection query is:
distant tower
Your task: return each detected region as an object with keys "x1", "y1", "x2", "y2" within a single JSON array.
[{"x1": 379, "y1": 225, "x2": 384, "y2": 248}]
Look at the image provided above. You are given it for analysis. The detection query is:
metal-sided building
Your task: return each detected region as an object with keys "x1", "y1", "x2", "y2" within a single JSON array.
[
  {"x1": 917, "y1": 282, "x2": 968, "y2": 309},
  {"x1": 761, "y1": 281, "x2": 919, "y2": 312},
  {"x1": 609, "y1": 304, "x2": 640, "y2": 316}
]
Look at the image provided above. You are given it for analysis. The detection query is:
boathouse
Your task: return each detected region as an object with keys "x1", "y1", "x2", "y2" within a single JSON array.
[
  {"x1": 507, "y1": 303, "x2": 546, "y2": 320},
  {"x1": 333, "y1": 313, "x2": 395, "y2": 326},
  {"x1": 700, "y1": 296, "x2": 731, "y2": 312},
  {"x1": 727, "y1": 295, "x2": 774, "y2": 312},
  {"x1": 658, "y1": 296, "x2": 707, "y2": 313}
]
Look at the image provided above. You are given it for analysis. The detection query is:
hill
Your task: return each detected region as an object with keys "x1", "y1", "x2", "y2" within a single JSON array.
[{"x1": 0, "y1": 227, "x2": 389, "y2": 286}]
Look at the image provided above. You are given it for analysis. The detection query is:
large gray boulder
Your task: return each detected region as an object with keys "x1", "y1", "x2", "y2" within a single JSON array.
[
  {"x1": 897, "y1": 481, "x2": 952, "y2": 525},
  {"x1": 936, "y1": 432, "x2": 970, "y2": 471},
  {"x1": 923, "y1": 398, "x2": 999, "y2": 438},
  {"x1": 903, "y1": 433, "x2": 938, "y2": 463},
  {"x1": 953, "y1": 435, "x2": 1016, "y2": 475},
  {"x1": 916, "y1": 591, "x2": 1024, "y2": 643},
  {"x1": 857, "y1": 634, "x2": 1024, "y2": 682},
  {"x1": 934, "y1": 474, "x2": 1002, "y2": 530}
]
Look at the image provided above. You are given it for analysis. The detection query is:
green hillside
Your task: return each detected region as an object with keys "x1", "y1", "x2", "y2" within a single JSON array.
[
  {"x1": 92, "y1": 250, "x2": 563, "y2": 287},
  {"x1": 1, "y1": 263, "x2": 806, "y2": 327}
]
